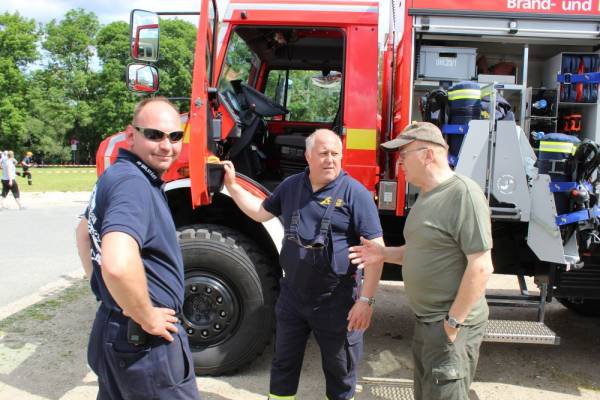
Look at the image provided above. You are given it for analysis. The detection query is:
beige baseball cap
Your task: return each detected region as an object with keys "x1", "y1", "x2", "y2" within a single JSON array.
[{"x1": 381, "y1": 121, "x2": 449, "y2": 152}]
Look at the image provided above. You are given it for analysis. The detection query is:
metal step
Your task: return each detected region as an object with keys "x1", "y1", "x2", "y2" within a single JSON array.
[
  {"x1": 358, "y1": 378, "x2": 414, "y2": 400},
  {"x1": 484, "y1": 319, "x2": 560, "y2": 345}
]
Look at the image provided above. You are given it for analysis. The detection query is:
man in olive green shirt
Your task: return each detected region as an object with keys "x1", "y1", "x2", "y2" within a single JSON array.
[{"x1": 349, "y1": 122, "x2": 494, "y2": 400}]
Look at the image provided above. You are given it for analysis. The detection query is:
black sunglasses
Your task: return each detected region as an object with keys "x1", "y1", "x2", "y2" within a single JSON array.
[{"x1": 134, "y1": 126, "x2": 184, "y2": 143}]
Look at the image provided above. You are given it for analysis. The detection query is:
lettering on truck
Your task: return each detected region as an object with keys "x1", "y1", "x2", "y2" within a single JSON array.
[{"x1": 506, "y1": 0, "x2": 594, "y2": 12}]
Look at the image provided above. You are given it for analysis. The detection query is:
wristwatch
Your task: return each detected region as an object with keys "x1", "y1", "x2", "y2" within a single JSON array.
[
  {"x1": 445, "y1": 315, "x2": 463, "y2": 329},
  {"x1": 358, "y1": 296, "x2": 375, "y2": 306}
]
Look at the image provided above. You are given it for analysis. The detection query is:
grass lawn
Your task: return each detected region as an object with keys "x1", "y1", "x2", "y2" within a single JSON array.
[{"x1": 16, "y1": 167, "x2": 97, "y2": 192}]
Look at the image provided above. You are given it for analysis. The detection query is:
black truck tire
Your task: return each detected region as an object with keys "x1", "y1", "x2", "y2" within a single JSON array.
[
  {"x1": 177, "y1": 224, "x2": 278, "y2": 375},
  {"x1": 557, "y1": 298, "x2": 600, "y2": 317}
]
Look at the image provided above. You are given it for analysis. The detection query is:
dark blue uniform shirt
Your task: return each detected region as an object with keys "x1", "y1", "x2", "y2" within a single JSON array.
[
  {"x1": 263, "y1": 169, "x2": 383, "y2": 276},
  {"x1": 85, "y1": 149, "x2": 184, "y2": 313}
]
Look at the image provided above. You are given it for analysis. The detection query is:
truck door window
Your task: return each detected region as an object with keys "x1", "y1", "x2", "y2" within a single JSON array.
[
  {"x1": 264, "y1": 69, "x2": 342, "y2": 123},
  {"x1": 207, "y1": 0, "x2": 215, "y2": 79},
  {"x1": 218, "y1": 31, "x2": 259, "y2": 92}
]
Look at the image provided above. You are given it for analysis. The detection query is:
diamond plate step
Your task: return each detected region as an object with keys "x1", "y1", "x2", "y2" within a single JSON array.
[
  {"x1": 484, "y1": 319, "x2": 560, "y2": 345},
  {"x1": 358, "y1": 378, "x2": 414, "y2": 400}
]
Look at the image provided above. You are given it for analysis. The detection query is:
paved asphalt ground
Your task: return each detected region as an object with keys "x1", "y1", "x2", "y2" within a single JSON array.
[
  {"x1": 1, "y1": 192, "x2": 600, "y2": 400},
  {"x1": 0, "y1": 196, "x2": 87, "y2": 314}
]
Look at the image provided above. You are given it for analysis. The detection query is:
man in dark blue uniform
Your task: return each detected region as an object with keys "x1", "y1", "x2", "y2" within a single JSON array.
[
  {"x1": 75, "y1": 97, "x2": 200, "y2": 400},
  {"x1": 222, "y1": 129, "x2": 384, "y2": 400},
  {"x1": 21, "y1": 151, "x2": 33, "y2": 185}
]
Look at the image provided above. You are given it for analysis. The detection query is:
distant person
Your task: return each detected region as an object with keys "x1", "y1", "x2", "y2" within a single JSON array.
[
  {"x1": 1, "y1": 151, "x2": 24, "y2": 210},
  {"x1": 0, "y1": 151, "x2": 10, "y2": 169},
  {"x1": 21, "y1": 151, "x2": 33, "y2": 186}
]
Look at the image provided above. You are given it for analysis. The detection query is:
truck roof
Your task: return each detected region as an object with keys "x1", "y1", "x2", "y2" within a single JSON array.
[
  {"x1": 408, "y1": 0, "x2": 600, "y2": 18},
  {"x1": 224, "y1": 0, "x2": 379, "y2": 26}
]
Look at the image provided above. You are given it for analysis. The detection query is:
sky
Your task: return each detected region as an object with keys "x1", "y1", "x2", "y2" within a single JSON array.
[
  {"x1": 0, "y1": 0, "x2": 392, "y2": 44},
  {"x1": 0, "y1": 0, "x2": 210, "y2": 25}
]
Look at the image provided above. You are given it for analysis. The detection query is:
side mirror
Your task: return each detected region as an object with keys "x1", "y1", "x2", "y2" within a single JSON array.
[
  {"x1": 130, "y1": 10, "x2": 159, "y2": 62},
  {"x1": 126, "y1": 64, "x2": 159, "y2": 93}
]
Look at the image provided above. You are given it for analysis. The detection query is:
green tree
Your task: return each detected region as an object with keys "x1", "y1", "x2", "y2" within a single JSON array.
[
  {"x1": 94, "y1": 21, "x2": 138, "y2": 148},
  {"x1": 0, "y1": 12, "x2": 39, "y2": 152},
  {"x1": 25, "y1": 72, "x2": 74, "y2": 162},
  {"x1": 43, "y1": 8, "x2": 99, "y2": 71},
  {"x1": 39, "y1": 8, "x2": 100, "y2": 162},
  {"x1": 156, "y1": 18, "x2": 197, "y2": 111},
  {"x1": 96, "y1": 21, "x2": 130, "y2": 65}
]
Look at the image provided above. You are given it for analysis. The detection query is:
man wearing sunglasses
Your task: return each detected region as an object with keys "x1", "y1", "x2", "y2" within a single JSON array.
[
  {"x1": 348, "y1": 122, "x2": 493, "y2": 400},
  {"x1": 222, "y1": 128, "x2": 384, "y2": 400},
  {"x1": 76, "y1": 97, "x2": 200, "y2": 400}
]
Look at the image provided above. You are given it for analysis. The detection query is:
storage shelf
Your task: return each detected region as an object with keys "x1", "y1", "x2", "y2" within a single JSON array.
[
  {"x1": 494, "y1": 84, "x2": 525, "y2": 91},
  {"x1": 558, "y1": 102, "x2": 598, "y2": 106},
  {"x1": 414, "y1": 79, "x2": 458, "y2": 89},
  {"x1": 543, "y1": 52, "x2": 600, "y2": 143},
  {"x1": 413, "y1": 80, "x2": 525, "y2": 91}
]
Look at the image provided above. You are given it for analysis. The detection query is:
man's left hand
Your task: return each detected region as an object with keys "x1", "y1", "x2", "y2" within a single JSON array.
[
  {"x1": 443, "y1": 319, "x2": 459, "y2": 343},
  {"x1": 348, "y1": 236, "x2": 384, "y2": 270},
  {"x1": 346, "y1": 300, "x2": 373, "y2": 331}
]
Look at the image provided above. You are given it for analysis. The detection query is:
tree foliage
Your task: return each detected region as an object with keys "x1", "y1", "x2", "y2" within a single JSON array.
[
  {"x1": 43, "y1": 9, "x2": 99, "y2": 71},
  {"x1": 0, "y1": 12, "x2": 39, "y2": 153},
  {"x1": 156, "y1": 18, "x2": 197, "y2": 112},
  {"x1": 94, "y1": 21, "x2": 138, "y2": 150},
  {"x1": 0, "y1": 10, "x2": 198, "y2": 163},
  {"x1": 0, "y1": 8, "x2": 345, "y2": 163}
]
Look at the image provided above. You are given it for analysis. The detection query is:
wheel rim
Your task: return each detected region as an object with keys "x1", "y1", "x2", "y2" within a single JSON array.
[{"x1": 182, "y1": 271, "x2": 240, "y2": 347}]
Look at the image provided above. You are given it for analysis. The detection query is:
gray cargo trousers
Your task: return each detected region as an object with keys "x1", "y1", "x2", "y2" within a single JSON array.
[{"x1": 412, "y1": 318, "x2": 487, "y2": 400}]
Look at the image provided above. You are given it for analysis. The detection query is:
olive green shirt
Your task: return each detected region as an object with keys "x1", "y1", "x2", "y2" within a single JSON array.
[{"x1": 402, "y1": 174, "x2": 492, "y2": 325}]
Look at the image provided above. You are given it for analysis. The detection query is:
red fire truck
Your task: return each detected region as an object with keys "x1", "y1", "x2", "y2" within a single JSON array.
[{"x1": 98, "y1": 0, "x2": 600, "y2": 375}]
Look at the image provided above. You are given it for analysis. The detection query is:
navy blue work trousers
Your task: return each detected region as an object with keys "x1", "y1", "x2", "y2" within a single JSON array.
[
  {"x1": 88, "y1": 305, "x2": 201, "y2": 400},
  {"x1": 269, "y1": 282, "x2": 363, "y2": 400}
]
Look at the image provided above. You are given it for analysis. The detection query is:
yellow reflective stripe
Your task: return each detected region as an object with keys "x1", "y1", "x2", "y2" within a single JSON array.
[
  {"x1": 480, "y1": 87, "x2": 493, "y2": 97},
  {"x1": 447, "y1": 89, "x2": 481, "y2": 100},
  {"x1": 540, "y1": 141, "x2": 577, "y2": 154},
  {"x1": 182, "y1": 122, "x2": 191, "y2": 144},
  {"x1": 346, "y1": 128, "x2": 377, "y2": 150},
  {"x1": 268, "y1": 395, "x2": 295, "y2": 400}
]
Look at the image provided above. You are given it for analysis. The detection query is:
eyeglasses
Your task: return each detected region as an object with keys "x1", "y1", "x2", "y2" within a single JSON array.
[
  {"x1": 398, "y1": 147, "x2": 428, "y2": 160},
  {"x1": 134, "y1": 126, "x2": 184, "y2": 143}
]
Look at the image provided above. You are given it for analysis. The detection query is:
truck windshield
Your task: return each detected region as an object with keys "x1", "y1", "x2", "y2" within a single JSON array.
[{"x1": 264, "y1": 69, "x2": 341, "y2": 123}]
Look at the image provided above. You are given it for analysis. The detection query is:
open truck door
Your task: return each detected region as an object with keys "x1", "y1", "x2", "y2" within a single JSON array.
[
  {"x1": 189, "y1": 0, "x2": 220, "y2": 207},
  {"x1": 382, "y1": 0, "x2": 411, "y2": 216},
  {"x1": 128, "y1": 2, "x2": 220, "y2": 207}
]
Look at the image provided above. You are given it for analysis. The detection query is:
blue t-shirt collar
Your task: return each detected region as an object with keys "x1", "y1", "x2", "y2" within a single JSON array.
[
  {"x1": 117, "y1": 148, "x2": 164, "y2": 186},
  {"x1": 302, "y1": 167, "x2": 347, "y2": 194}
]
